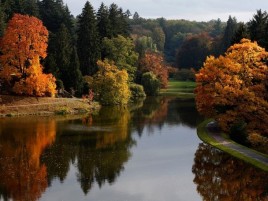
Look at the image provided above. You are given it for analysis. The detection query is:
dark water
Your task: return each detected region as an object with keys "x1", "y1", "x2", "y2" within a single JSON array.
[{"x1": 0, "y1": 97, "x2": 268, "y2": 201}]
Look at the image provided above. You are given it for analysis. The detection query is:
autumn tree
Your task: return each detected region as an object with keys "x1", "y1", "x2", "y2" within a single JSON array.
[
  {"x1": 140, "y1": 52, "x2": 168, "y2": 88},
  {"x1": 92, "y1": 59, "x2": 130, "y2": 105},
  {"x1": 193, "y1": 143, "x2": 268, "y2": 201},
  {"x1": 0, "y1": 14, "x2": 56, "y2": 96},
  {"x1": 195, "y1": 39, "x2": 268, "y2": 146}
]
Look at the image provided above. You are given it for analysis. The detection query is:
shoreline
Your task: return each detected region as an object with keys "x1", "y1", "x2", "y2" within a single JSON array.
[
  {"x1": 197, "y1": 119, "x2": 268, "y2": 172},
  {"x1": 0, "y1": 95, "x2": 100, "y2": 117}
]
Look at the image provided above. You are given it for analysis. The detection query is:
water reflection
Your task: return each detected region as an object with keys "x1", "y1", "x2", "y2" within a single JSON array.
[
  {"x1": 1, "y1": 97, "x2": 267, "y2": 201},
  {"x1": 41, "y1": 106, "x2": 135, "y2": 195},
  {"x1": 132, "y1": 97, "x2": 203, "y2": 136},
  {"x1": 0, "y1": 117, "x2": 56, "y2": 201},
  {"x1": 192, "y1": 143, "x2": 268, "y2": 201}
]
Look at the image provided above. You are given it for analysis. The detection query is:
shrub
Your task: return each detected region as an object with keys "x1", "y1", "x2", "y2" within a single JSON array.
[
  {"x1": 129, "y1": 83, "x2": 146, "y2": 100},
  {"x1": 141, "y1": 72, "x2": 160, "y2": 96}
]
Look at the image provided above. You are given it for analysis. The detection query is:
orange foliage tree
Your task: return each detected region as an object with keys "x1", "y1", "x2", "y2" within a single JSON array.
[
  {"x1": 0, "y1": 14, "x2": 56, "y2": 97},
  {"x1": 139, "y1": 52, "x2": 169, "y2": 88},
  {"x1": 0, "y1": 118, "x2": 56, "y2": 201},
  {"x1": 195, "y1": 39, "x2": 268, "y2": 144}
]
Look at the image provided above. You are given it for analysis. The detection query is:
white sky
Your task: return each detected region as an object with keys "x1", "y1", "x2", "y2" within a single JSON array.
[{"x1": 64, "y1": 0, "x2": 268, "y2": 22}]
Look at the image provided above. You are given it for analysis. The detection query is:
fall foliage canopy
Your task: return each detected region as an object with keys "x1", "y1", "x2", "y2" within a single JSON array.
[
  {"x1": 195, "y1": 39, "x2": 268, "y2": 145},
  {"x1": 140, "y1": 52, "x2": 168, "y2": 88},
  {"x1": 93, "y1": 59, "x2": 130, "y2": 105},
  {"x1": 0, "y1": 14, "x2": 56, "y2": 97}
]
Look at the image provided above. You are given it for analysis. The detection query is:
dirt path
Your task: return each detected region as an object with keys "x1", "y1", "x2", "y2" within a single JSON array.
[{"x1": 206, "y1": 121, "x2": 268, "y2": 167}]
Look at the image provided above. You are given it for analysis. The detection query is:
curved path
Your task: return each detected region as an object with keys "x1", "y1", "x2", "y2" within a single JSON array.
[{"x1": 198, "y1": 120, "x2": 268, "y2": 171}]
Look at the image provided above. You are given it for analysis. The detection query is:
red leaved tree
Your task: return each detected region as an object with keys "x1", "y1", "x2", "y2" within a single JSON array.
[
  {"x1": 139, "y1": 52, "x2": 169, "y2": 88},
  {"x1": 0, "y1": 14, "x2": 56, "y2": 97}
]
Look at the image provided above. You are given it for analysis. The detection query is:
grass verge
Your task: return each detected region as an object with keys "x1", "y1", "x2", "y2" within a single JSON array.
[
  {"x1": 0, "y1": 95, "x2": 100, "y2": 117},
  {"x1": 197, "y1": 119, "x2": 268, "y2": 172},
  {"x1": 160, "y1": 80, "x2": 196, "y2": 98}
]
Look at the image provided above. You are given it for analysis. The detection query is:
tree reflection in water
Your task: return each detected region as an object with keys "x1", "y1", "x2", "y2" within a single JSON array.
[
  {"x1": 41, "y1": 106, "x2": 135, "y2": 195},
  {"x1": 131, "y1": 97, "x2": 203, "y2": 136},
  {"x1": 0, "y1": 96, "x2": 204, "y2": 200},
  {"x1": 192, "y1": 143, "x2": 268, "y2": 201},
  {"x1": 0, "y1": 117, "x2": 56, "y2": 201}
]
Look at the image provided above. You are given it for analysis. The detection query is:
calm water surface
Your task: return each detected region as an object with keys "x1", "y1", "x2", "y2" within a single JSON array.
[{"x1": 0, "y1": 97, "x2": 268, "y2": 201}]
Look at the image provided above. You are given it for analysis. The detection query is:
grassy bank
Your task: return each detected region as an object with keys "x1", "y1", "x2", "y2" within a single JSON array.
[
  {"x1": 160, "y1": 80, "x2": 196, "y2": 98},
  {"x1": 197, "y1": 119, "x2": 268, "y2": 172},
  {"x1": 0, "y1": 95, "x2": 100, "y2": 117}
]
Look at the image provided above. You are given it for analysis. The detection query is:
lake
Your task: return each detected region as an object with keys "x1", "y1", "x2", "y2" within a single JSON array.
[{"x1": 0, "y1": 96, "x2": 267, "y2": 201}]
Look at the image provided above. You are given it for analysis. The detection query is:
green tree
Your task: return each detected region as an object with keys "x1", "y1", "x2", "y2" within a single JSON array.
[
  {"x1": 135, "y1": 36, "x2": 157, "y2": 58},
  {"x1": 97, "y1": 2, "x2": 111, "y2": 40},
  {"x1": 222, "y1": 16, "x2": 238, "y2": 52},
  {"x1": 0, "y1": 4, "x2": 6, "y2": 37},
  {"x1": 248, "y1": 9, "x2": 268, "y2": 49},
  {"x1": 141, "y1": 72, "x2": 160, "y2": 96},
  {"x1": 176, "y1": 33, "x2": 211, "y2": 69},
  {"x1": 77, "y1": 1, "x2": 100, "y2": 76},
  {"x1": 2, "y1": 0, "x2": 39, "y2": 19},
  {"x1": 210, "y1": 18, "x2": 224, "y2": 37},
  {"x1": 39, "y1": 0, "x2": 74, "y2": 33},
  {"x1": 68, "y1": 47, "x2": 83, "y2": 94},
  {"x1": 108, "y1": 3, "x2": 129, "y2": 37},
  {"x1": 39, "y1": 0, "x2": 75, "y2": 78},
  {"x1": 102, "y1": 35, "x2": 138, "y2": 81},
  {"x1": 231, "y1": 23, "x2": 249, "y2": 44},
  {"x1": 152, "y1": 27, "x2": 165, "y2": 51}
]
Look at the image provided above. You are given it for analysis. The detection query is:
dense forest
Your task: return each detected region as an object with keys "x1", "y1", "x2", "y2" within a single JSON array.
[{"x1": 0, "y1": 0, "x2": 268, "y2": 101}]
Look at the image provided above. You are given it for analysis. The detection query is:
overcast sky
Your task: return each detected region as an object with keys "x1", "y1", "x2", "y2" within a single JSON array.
[{"x1": 64, "y1": 0, "x2": 268, "y2": 22}]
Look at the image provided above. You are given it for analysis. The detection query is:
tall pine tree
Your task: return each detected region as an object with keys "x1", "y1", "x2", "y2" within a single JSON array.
[
  {"x1": 248, "y1": 9, "x2": 268, "y2": 49},
  {"x1": 0, "y1": 3, "x2": 5, "y2": 37},
  {"x1": 38, "y1": 0, "x2": 74, "y2": 33},
  {"x1": 231, "y1": 23, "x2": 249, "y2": 45},
  {"x1": 77, "y1": 1, "x2": 100, "y2": 76},
  {"x1": 97, "y1": 2, "x2": 111, "y2": 39},
  {"x1": 108, "y1": 3, "x2": 129, "y2": 37},
  {"x1": 222, "y1": 16, "x2": 238, "y2": 52},
  {"x1": 68, "y1": 47, "x2": 83, "y2": 95}
]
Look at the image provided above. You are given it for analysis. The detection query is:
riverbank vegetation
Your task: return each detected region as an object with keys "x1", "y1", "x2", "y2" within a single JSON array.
[
  {"x1": 195, "y1": 39, "x2": 268, "y2": 153},
  {"x1": 0, "y1": 0, "x2": 267, "y2": 154}
]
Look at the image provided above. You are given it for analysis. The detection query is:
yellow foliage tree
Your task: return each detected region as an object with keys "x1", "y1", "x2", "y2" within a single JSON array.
[
  {"x1": 195, "y1": 39, "x2": 268, "y2": 143},
  {"x1": 0, "y1": 14, "x2": 56, "y2": 97},
  {"x1": 93, "y1": 59, "x2": 130, "y2": 105}
]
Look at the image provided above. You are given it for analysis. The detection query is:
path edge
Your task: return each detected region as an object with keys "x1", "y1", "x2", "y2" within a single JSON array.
[{"x1": 197, "y1": 119, "x2": 268, "y2": 172}]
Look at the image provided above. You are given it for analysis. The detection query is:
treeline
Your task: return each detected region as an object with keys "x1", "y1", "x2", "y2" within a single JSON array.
[
  {"x1": 131, "y1": 9, "x2": 268, "y2": 70},
  {"x1": 0, "y1": 0, "x2": 132, "y2": 97},
  {"x1": 1, "y1": 0, "x2": 268, "y2": 101}
]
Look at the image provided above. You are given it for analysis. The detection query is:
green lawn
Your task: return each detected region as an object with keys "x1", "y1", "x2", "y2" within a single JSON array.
[{"x1": 160, "y1": 80, "x2": 196, "y2": 98}]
